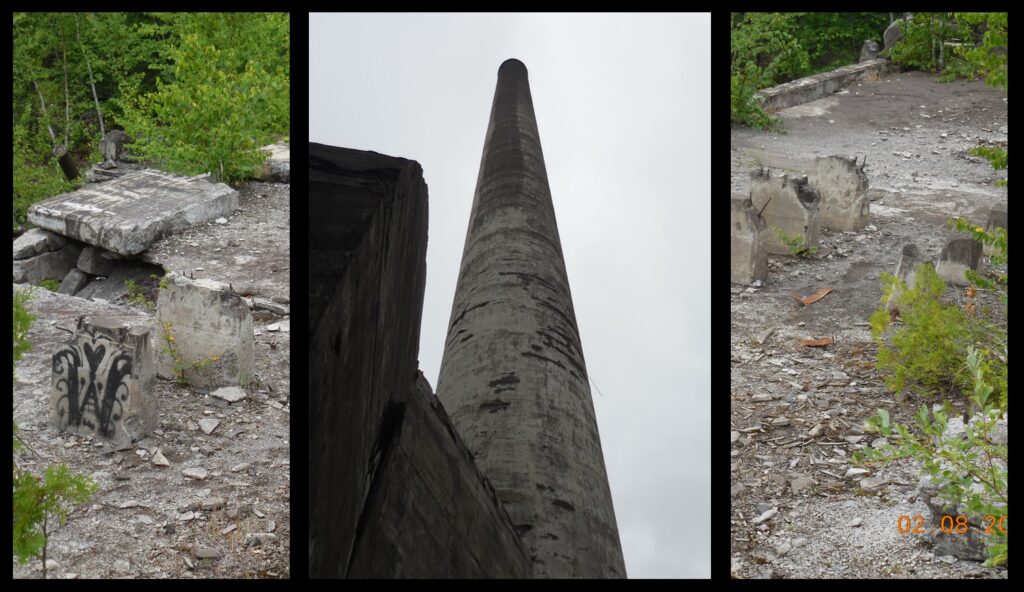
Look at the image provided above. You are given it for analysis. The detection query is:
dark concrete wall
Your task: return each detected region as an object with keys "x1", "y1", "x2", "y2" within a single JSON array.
[
  {"x1": 309, "y1": 144, "x2": 531, "y2": 579},
  {"x1": 435, "y1": 59, "x2": 627, "y2": 578}
]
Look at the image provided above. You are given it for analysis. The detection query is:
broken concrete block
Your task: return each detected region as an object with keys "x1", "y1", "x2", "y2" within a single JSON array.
[
  {"x1": 935, "y1": 237, "x2": 983, "y2": 285},
  {"x1": 75, "y1": 260, "x2": 162, "y2": 302},
  {"x1": 984, "y1": 205, "x2": 1007, "y2": 256},
  {"x1": 808, "y1": 155, "x2": 870, "y2": 231},
  {"x1": 77, "y1": 246, "x2": 118, "y2": 276},
  {"x1": 52, "y1": 315, "x2": 157, "y2": 448},
  {"x1": 860, "y1": 40, "x2": 881, "y2": 62},
  {"x1": 156, "y1": 272, "x2": 254, "y2": 388},
  {"x1": 28, "y1": 169, "x2": 239, "y2": 256},
  {"x1": 58, "y1": 268, "x2": 91, "y2": 296},
  {"x1": 254, "y1": 141, "x2": 289, "y2": 182},
  {"x1": 749, "y1": 168, "x2": 821, "y2": 256},
  {"x1": 731, "y1": 195, "x2": 768, "y2": 284},
  {"x1": 12, "y1": 241, "x2": 84, "y2": 284},
  {"x1": 886, "y1": 244, "x2": 931, "y2": 311},
  {"x1": 13, "y1": 228, "x2": 61, "y2": 259}
]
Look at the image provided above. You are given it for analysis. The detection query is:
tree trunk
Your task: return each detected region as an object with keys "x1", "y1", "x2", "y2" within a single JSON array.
[
  {"x1": 33, "y1": 80, "x2": 58, "y2": 143},
  {"x1": 41, "y1": 515, "x2": 48, "y2": 579},
  {"x1": 75, "y1": 13, "x2": 105, "y2": 138},
  {"x1": 54, "y1": 145, "x2": 79, "y2": 181},
  {"x1": 61, "y1": 16, "x2": 71, "y2": 147}
]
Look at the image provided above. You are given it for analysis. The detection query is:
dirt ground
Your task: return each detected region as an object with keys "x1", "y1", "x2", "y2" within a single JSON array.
[
  {"x1": 12, "y1": 180, "x2": 290, "y2": 579},
  {"x1": 730, "y1": 71, "x2": 1007, "y2": 579}
]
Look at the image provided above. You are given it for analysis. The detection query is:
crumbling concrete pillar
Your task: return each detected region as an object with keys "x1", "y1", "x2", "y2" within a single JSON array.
[
  {"x1": 935, "y1": 237, "x2": 983, "y2": 286},
  {"x1": 731, "y1": 195, "x2": 768, "y2": 284},
  {"x1": 155, "y1": 272, "x2": 254, "y2": 388},
  {"x1": 808, "y1": 155, "x2": 870, "y2": 231},
  {"x1": 52, "y1": 316, "x2": 156, "y2": 448},
  {"x1": 749, "y1": 168, "x2": 821, "y2": 256},
  {"x1": 886, "y1": 243, "x2": 930, "y2": 311}
]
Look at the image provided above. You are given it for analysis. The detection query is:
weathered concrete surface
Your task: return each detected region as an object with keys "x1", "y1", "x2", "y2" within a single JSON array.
[
  {"x1": 886, "y1": 244, "x2": 930, "y2": 311},
  {"x1": 935, "y1": 237, "x2": 983, "y2": 285},
  {"x1": 347, "y1": 372, "x2": 532, "y2": 578},
  {"x1": 77, "y1": 245, "x2": 117, "y2": 276},
  {"x1": 756, "y1": 59, "x2": 891, "y2": 113},
  {"x1": 255, "y1": 142, "x2": 290, "y2": 182},
  {"x1": 436, "y1": 59, "x2": 626, "y2": 579},
  {"x1": 155, "y1": 272, "x2": 254, "y2": 388},
  {"x1": 308, "y1": 144, "x2": 428, "y2": 578},
  {"x1": 12, "y1": 241, "x2": 83, "y2": 285},
  {"x1": 74, "y1": 259, "x2": 162, "y2": 303},
  {"x1": 884, "y1": 18, "x2": 905, "y2": 49},
  {"x1": 808, "y1": 155, "x2": 870, "y2": 231},
  {"x1": 58, "y1": 268, "x2": 90, "y2": 296},
  {"x1": 860, "y1": 40, "x2": 881, "y2": 62},
  {"x1": 28, "y1": 169, "x2": 239, "y2": 256},
  {"x1": 984, "y1": 205, "x2": 1007, "y2": 255},
  {"x1": 51, "y1": 315, "x2": 157, "y2": 448},
  {"x1": 749, "y1": 169, "x2": 821, "y2": 256},
  {"x1": 731, "y1": 195, "x2": 768, "y2": 284},
  {"x1": 13, "y1": 227, "x2": 66, "y2": 259}
]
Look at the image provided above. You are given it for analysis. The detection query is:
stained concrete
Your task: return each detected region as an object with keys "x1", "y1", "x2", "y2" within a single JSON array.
[
  {"x1": 808, "y1": 155, "x2": 870, "y2": 231},
  {"x1": 155, "y1": 271, "x2": 254, "y2": 388},
  {"x1": 51, "y1": 315, "x2": 157, "y2": 448},
  {"x1": 731, "y1": 195, "x2": 768, "y2": 285},
  {"x1": 13, "y1": 228, "x2": 65, "y2": 259},
  {"x1": 886, "y1": 244, "x2": 930, "y2": 311},
  {"x1": 984, "y1": 205, "x2": 1007, "y2": 256},
  {"x1": 935, "y1": 237, "x2": 983, "y2": 285},
  {"x1": 749, "y1": 168, "x2": 821, "y2": 256},
  {"x1": 28, "y1": 169, "x2": 238, "y2": 256},
  {"x1": 756, "y1": 59, "x2": 891, "y2": 112},
  {"x1": 435, "y1": 58, "x2": 626, "y2": 579}
]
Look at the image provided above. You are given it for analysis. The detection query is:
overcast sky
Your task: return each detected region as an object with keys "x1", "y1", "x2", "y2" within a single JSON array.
[{"x1": 310, "y1": 13, "x2": 710, "y2": 579}]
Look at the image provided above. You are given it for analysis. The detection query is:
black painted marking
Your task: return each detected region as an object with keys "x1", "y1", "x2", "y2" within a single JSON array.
[
  {"x1": 448, "y1": 300, "x2": 492, "y2": 333},
  {"x1": 53, "y1": 329, "x2": 130, "y2": 439},
  {"x1": 487, "y1": 373, "x2": 520, "y2": 388}
]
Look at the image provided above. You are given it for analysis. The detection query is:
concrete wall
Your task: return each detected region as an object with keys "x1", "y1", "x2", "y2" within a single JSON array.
[
  {"x1": 757, "y1": 58, "x2": 891, "y2": 112},
  {"x1": 436, "y1": 59, "x2": 626, "y2": 578},
  {"x1": 749, "y1": 169, "x2": 821, "y2": 256}
]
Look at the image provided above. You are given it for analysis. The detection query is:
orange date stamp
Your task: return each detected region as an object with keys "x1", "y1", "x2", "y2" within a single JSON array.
[{"x1": 897, "y1": 515, "x2": 1008, "y2": 535}]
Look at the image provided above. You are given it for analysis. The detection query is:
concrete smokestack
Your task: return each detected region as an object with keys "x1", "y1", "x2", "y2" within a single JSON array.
[{"x1": 436, "y1": 58, "x2": 626, "y2": 578}]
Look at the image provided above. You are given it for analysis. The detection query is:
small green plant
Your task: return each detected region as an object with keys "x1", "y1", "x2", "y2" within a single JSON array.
[
  {"x1": 37, "y1": 279, "x2": 60, "y2": 292},
  {"x1": 969, "y1": 146, "x2": 1008, "y2": 187},
  {"x1": 124, "y1": 279, "x2": 155, "y2": 310},
  {"x1": 772, "y1": 226, "x2": 817, "y2": 257},
  {"x1": 14, "y1": 290, "x2": 36, "y2": 382},
  {"x1": 159, "y1": 320, "x2": 219, "y2": 385},
  {"x1": 854, "y1": 348, "x2": 1007, "y2": 566},
  {"x1": 13, "y1": 464, "x2": 99, "y2": 578},
  {"x1": 153, "y1": 273, "x2": 169, "y2": 291}
]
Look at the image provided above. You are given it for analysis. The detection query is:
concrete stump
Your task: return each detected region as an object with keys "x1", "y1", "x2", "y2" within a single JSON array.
[
  {"x1": 156, "y1": 272, "x2": 254, "y2": 388},
  {"x1": 860, "y1": 40, "x2": 881, "y2": 62},
  {"x1": 984, "y1": 205, "x2": 1007, "y2": 256},
  {"x1": 886, "y1": 244, "x2": 930, "y2": 311},
  {"x1": 808, "y1": 155, "x2": 870, "y2": 231},
  {"x1": 749, "y1": 168, "x2": 821, "y2": 256},
  {"x1": 51, "y1": 316, "x2": 156, "y2": 448},
  {"x1": 731, "y1": 195, "x2": 768, "y2": 284},
  {"x1": 935, "y1": 237, "x2": 983, "y2": 285}
]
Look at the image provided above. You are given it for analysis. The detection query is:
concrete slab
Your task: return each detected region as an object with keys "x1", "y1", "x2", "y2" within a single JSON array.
[
  {"x1": 13, "y1": 228, "x2": 65, "y2": 259},
  {"x1": 27, "y1": 169, "x2": 238, "y2": 256},
  {"x1": 749, "y1": 168, "x2": 821, "y2": 256},
  {"x1": 155, "y1": 271, "x2": 254, "y2": 388},
  {"x1": 12, "y1": 242, "x2": 84, "y2": 285},
  {"x1": 51, "y1": 315, "x2": 157, "y2": 448},
  {"x1": 731, "y1": 195, "x2": 768, "y2": 284},
  {"x1": 808, "y1": 155, "x2": 870, "y2": 231},
  {"x1": 756, "y1": 58, "x2": 891, "y2": 113},
  {"x1": 935, "y1": 237, "x2": 983, "y2": 285}
]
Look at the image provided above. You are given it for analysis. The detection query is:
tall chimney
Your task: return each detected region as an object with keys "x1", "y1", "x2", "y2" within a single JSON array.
[{"x1": 436, "y1": 58, "x2": 626, "y2": 578}]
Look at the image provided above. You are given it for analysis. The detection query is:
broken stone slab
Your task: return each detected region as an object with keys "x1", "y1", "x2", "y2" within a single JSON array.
[
  {"x1": 935, "y1": 237, "x2": 983, "y2": 285},
  {"x1": 918, "y1": 475, "x2": 995, "y2": 561},
  {"x1": 51, "y1": 315, "x2": 157, "y2": 449},
  {"x1": 884, "y1": 18, "x2": 905, "y2": 49},
  {"x1": 12, "y1": 241, "x2": 84, "y2": 285},
  {"x1": 211, "y1": 386, "x2": 247, "y2": 403},
  {"x1": 749, "y1": 168, "x2": 821, "y2": 256},
  {"x1": 77, "y1": 246, "x2": 117, "y2": 276},
  {"x1": 252, "y1": 297, "x2": 289, "y2": 315},
  {"x1": 58, "y1": 268, "x2": 91, "y2": 296},
  {"x1": 100, "y1": 130, "x2": 130, "y2": 164},
  {"x1": 886, "y1": 243, "x2": 931, "y2": 311},
  {"x1": 859, "y1": 39, "x2": 881, "y2": 62},
  {"x1": 807, "y1": 155, "x2": 870, "y2": 231},
  {"x1": 13, "y1": 227, "x2": 65, "y2": 259},
  {"x1": 74, "y1": 259, "x2": 163, "y2": 303},
  {"x1": 27, "y1": 169, "x2": 239, "y2": 256},
  {"x1": 984, "y1": 205, "x2": 1007, "y2": 256},
  {"x1": 84, "y1": 161, "x2": 143, "y2": 184},
  {"x1": 156, "y1": 272, "x2": 254, "y2": 388},
  {"x1": 731, "y1": 195, "x2": 768, "y2": 284},
  {"x1": 253, "y1": 141, "x2": 290, "y2": 183}
]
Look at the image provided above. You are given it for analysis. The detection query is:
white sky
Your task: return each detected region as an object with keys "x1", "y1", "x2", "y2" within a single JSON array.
[{"x1": 310, "y1": 12, "x2": 710, "y2": 579}]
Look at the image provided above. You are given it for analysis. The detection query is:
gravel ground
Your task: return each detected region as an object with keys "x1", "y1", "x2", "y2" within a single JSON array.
[
  {"x1": 730, "y1": 71, "x2": 1007, "y2": 579},
  {"x1": 13, "y1": 180, "x2": 290, "y2": 580}
]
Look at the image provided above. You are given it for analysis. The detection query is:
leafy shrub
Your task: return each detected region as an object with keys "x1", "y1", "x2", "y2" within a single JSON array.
[
  {"x1": 772, "y1": 226, "x2": 817, "y2": 258},
  {"x1": 730, "y1": 12, "x2": 809, "y2": 128},
  {"x1": 13, "y1": 290, "x2": 36, "y2": 381}
]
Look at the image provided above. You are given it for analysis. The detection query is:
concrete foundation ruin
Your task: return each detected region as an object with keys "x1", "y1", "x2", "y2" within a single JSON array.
[
  {"x1": 935, "y1": 237, "x2": 983, "y2": 286},
  {"x1": 808, "y1": 155, "x2": 870, "y2": 231},
  {"x1": 730, "y1": 196, "x2": 768, "y2": 284},
  {"x1": 155, "y1": 272, "x2": 254, "y2": 388},
  {"x1": 886, "y1": 244, "x2": 930, "y2": 311},
  {"x1": 749, "y1": 168, "x2": 821, "y2": 256},
  {"x1": 51, "y1": 315, "x2": 157, "y2": 448}
]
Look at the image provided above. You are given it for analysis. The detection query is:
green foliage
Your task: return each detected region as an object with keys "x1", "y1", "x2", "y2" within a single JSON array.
[
  {"x1": 125, "y1": 279, "x2": 155, "y2": 310},
  {"x1": 947, "y1": 217, "x2": 1007, "y2": 296},
  {"x1": 159, "y1": 320, "x2": 219, "y2": 385},
  {"x1": 772, "y1": 226, "x2": 817, "y2": 258},
  {"x1": 37, "y1": 279, "x2": 61, "y2": 292},
  {"x1": 854, "y1": 350, "x2": 1007, "y2": 566},
  {"x1": 13, "y1": 464, "x2": 98, "y2": 577},
  {"x1": 788, "y1": 12, "x2": 890, "y2": 68},
  {"x1": 118, "y1": 13, "x2": 289, "y2": 184},
  {"x1": 969, "y1": 146, "x2": 1008, "y2": 187},
  {"x1": 14, "y1": 290, "x2": 36, "y2": 382}
]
